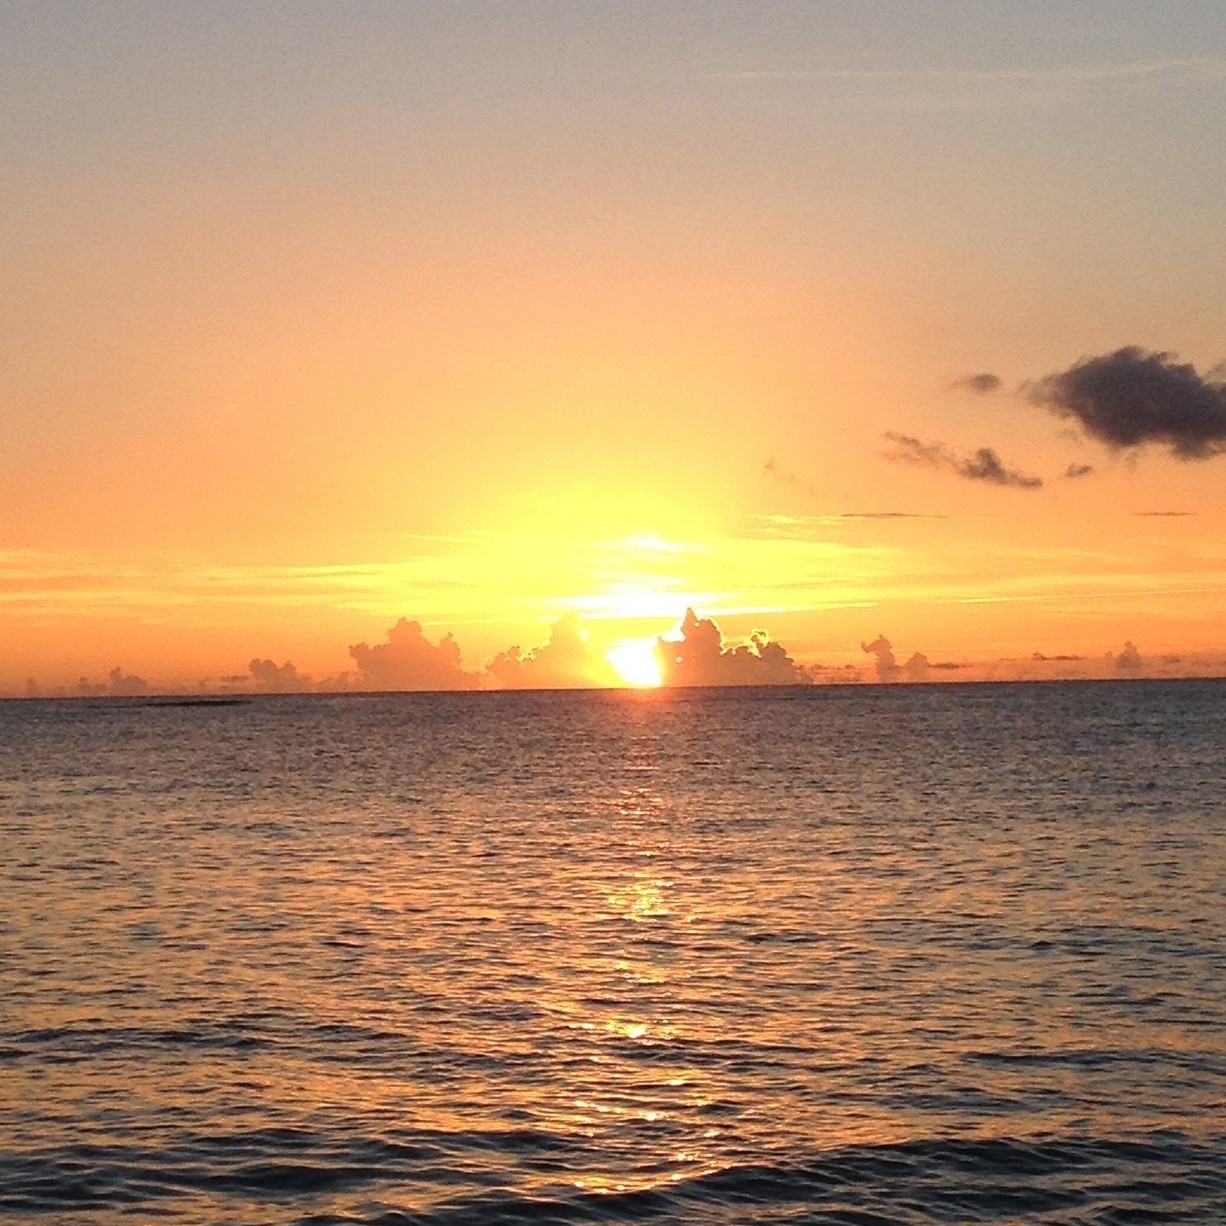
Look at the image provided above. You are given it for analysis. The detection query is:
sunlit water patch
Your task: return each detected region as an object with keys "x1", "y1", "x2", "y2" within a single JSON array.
[{"x1": 1, "y1": 682, "x2": 1224, "y2": 1223}]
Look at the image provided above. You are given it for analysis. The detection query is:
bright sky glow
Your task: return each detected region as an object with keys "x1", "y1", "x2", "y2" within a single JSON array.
[
  {"x1": 2, "y1": 2, "x2": 1225, "y2": 692},
  {"x1": 606, "y1": 639, "x2": 664, "y2": 690}
]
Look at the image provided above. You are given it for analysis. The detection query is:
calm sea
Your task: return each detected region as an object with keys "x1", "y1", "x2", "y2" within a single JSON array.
[{"x1": 1, "y1": 681, "x2": 1224, "y2": 1224}]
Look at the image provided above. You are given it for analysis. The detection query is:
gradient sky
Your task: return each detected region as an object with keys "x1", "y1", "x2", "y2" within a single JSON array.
[{"x1": 3, "y1": 1, "x2": 1225, "y2": 691}]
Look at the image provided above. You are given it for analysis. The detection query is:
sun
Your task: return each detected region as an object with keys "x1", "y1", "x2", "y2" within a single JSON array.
[{"x1": 606, "y1": 637, "x2": 663, "y2": 688}]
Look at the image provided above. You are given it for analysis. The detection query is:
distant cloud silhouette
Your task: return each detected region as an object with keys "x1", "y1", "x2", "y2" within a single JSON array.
[
  {"x1": 841, "y1": 511, "x2": 945, "y2": 520},
  {"x1": 248, "y1": 658, "x2": 311, "y2": 693},
  {"x1": 884, "y1": 432, "x2": 1043, "y2": 489},
  {"x1": 487, "y1": 615, "x2": 595, "y2": 689},
  {"x1": 861, "y1": 635, "x2": 933, "y2": 682},
  {"x1": 77, "y1": 666, "x2": 148, "y2": 697},
  {"x1": 951, "y1": 372, "x2": 1002, "y2": 394},
  {"x1": 349, "y1": 618, "x2": 481, "y2": 691},
  {"x1": 860, "y1": 635, "x2": 899, "y2": 681},
  {"x1": 1114, "y1": 640, "x2": 1144, "y2": 674},
  {"x1": 1065, "y1": 462, "x2": 1094, "y2": 480},
  {"x1": 1028, "y1": 346, "x2": 1226, "y2": 459},
  {"x1": 656, "y1": 609, "x2": 808, "y2": 686}
]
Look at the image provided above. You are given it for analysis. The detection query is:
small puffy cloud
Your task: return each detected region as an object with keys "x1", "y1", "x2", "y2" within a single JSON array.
[
  {"x1": 348, "y1": 618, "x2": 481, "y2": 691},
  {"x1": 248, "y1": 658, "x2": 311, "y2": 693},
  {"x1": 860, "y1": 635, "x2": 899, "y2": 681},
  {"x1": 951, "y1": 372, "x2": 1002, "y2": 394},
  {"x1": 1065, "y1": 462, "x2": 1095, "y2": 480},
  {"x1": 1114, "y1": 640, "x2": 1144, "y2": 674},
  {"x1": 655, "y1": 609, "x2": 809, "y2": 687},
  {"x1": 884, "y1": 432, "x2": 1043, "y2": 489},
  {"x1": 862, "y1": 636, "x2": 934, "y2": 682},
  {"x1": 1027, "y1": 346, "x2": 1226, "y2": 460},
  {"x1": 487, "y1": 615, "x2": 595, "y2": 689}
]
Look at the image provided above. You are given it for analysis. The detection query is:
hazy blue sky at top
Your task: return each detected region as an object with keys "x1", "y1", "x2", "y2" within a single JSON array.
[{"x1": 5, "y1": 2, "x2": 1225, "y2": 168}]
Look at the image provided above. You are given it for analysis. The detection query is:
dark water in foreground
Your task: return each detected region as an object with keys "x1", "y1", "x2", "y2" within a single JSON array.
[{"x1": 1, "y1": 680, "x2": 1224, "y2": 1224}]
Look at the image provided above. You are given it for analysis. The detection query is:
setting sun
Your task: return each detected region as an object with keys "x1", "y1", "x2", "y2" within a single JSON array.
[{"x1": 606, "y1": 637, "x2": 663, "y2": 688}]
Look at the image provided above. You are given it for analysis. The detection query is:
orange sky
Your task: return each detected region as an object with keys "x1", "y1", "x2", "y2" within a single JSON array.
[{"x1": 3, "y1": 4, "x2": 1225, "y2": 694}]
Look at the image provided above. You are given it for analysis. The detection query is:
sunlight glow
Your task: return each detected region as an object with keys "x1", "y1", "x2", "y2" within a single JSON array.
[{"x1": 606, "y1": 637, "x2": 663, "y2": 688}]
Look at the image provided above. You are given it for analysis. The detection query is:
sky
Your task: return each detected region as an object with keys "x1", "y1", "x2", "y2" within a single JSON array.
[{"x1": 3, "y1": 1, "x2": 1225, "y2": 693}]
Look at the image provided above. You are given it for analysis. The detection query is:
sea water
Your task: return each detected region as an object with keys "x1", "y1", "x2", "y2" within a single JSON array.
[{"x1": 1, "y1": 681, "x2": 1224, "y2": 1223}]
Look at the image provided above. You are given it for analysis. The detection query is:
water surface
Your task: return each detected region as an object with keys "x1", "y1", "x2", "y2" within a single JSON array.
[{"x1": 2, "y1": 681, "x2": 1224, "y2": 1222}]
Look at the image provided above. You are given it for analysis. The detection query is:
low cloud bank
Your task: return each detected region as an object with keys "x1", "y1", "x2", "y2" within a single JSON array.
[
  {"x1": 248, "y1": 658, "x2": 312, "y2": 693},
  {"x1": 1028, "y1": 346, "x2": 1226, "y2": 460},
  {"x1": 487, "y1": 615, "x2": 596, "y2": 689},
  {"x1": 76, "y1": 667, "x2": 148, "y2": 697},
  {"x1": 656, "y1": 609, "x2": 809, "y2": 687},
  {"x1": 349, "y1": 618, "x2": 482, "y2": 691}
]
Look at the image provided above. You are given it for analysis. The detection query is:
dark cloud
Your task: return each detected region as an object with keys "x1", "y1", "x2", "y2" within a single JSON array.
[
  {"x1": 1135, "y1": 510, "x2": 1194, "y2": 517},
  {"x1": 656, "y1": 609, "x2": 808, "y2": 687},
  {"x1": 961, "y1": 447, "x2": 1043, "y2": 488},
  {"x1": 884, "y1": 432, "x2": 1043, "y2": 489},
  {"x1": 248, "y1": 658, "x2": 311, "y2": 693},
  {"x1": 487, "y1": 615, "x2": 594, "y2": 689},
  {"x1": 1065, "y1": 462, "x2": 1094, "y2": 480},
  {"x1": 348, "y1": 618, "x2": 482, "y2": 691},
  {"x1": 951, "y1": 372, "x2": 1002, "y2": 394},
  {"x1": 1028, "y1": 346, "x2": 1226, "y2": 460}
]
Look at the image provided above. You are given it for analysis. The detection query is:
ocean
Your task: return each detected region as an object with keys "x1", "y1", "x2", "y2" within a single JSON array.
[{"x1": 1, "y1": 680, "x2": 1224, "y2": 1224}]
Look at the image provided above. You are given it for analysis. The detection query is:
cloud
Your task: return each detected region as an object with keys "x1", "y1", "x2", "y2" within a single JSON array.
[
  {"x1": 840, "y1": 511, "x2": 945, "y2": 520},
  {"x1": 655, "y1": 609, "x2": 809, "y2": 686},
  {"x1": 348, "y1": 618, "x2": 482, "y2": 691},
  {"x1": 248, "y1": 658, "x2": 311, "y2": 693},
  {"x1": 951, "y1": 372, "x2": 1002, "y2": 395},
  {"x1": 860, "y1": 634, "x2": 899, "y2": 681},
  {"x1": 860, "y1": 635, "x2": 935, "y2": 682},
  {"x1": 884, "y1": 432, "x2": 1043, "y2": 489},
  {"x1": 1027, "y1": 346, "x2": 1226, "y2": 460},
  {"x1": 1114, "y1": 640, "x2": 1144, "y2": 674},
  {"x1": 77, "y1": 666, "x2": 148, "y2": 697},
  {"x1": 1135, "y1": 510, "x2": 1194, "y2": 517},
  {"x1": 763, "y1": 457, "x2": 800, "y2": 484},
  {"x1": 487, "y1": 615, "x2": 596, "y2": 689},
  {"x1": 1065, "y1": 462, "x2": 1094, "y2": 480}
]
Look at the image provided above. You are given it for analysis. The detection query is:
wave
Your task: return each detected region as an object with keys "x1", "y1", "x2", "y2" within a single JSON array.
[{"x1": 2, "y1": 1130, "x2": 1223, "y2": 1223}]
